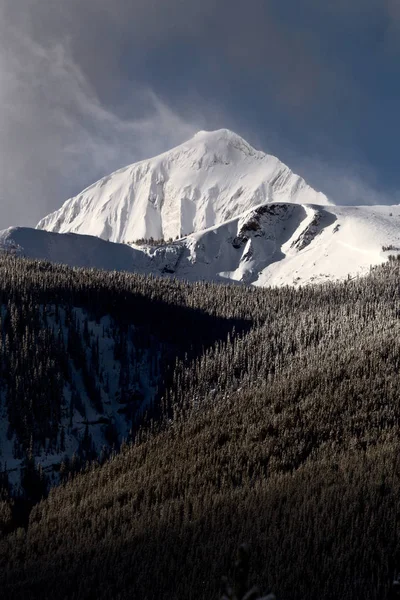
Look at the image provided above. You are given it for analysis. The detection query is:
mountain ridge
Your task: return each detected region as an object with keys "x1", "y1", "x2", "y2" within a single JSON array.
[
  {"x1": 6, "y1": 201, "x2": 400, "y2": 287},
  {"x1": 36, "y1": 129, "x2": 331, "y2": 243}
]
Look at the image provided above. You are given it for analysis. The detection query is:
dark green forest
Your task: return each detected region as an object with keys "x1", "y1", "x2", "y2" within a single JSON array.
[{"x1": 1, "y1": 254, "x2": 400, "y2": 598}]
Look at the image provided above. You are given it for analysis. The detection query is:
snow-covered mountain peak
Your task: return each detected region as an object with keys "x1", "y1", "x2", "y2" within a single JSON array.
[
  {"x1": 192, "y1": 128, "x2": 236, "y2": 140},
  {"x1": 148, "y1": 128, "x2": 262, "y2": 171},
  {"x1": 190, "y1": 128, "x2": 261, "y2": 158},
  {"x1": 37, "y1": 130, "x2": 331, "y2": 243}
]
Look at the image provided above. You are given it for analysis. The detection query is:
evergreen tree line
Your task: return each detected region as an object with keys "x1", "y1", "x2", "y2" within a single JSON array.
[
  {"x1": 0, "y1": 255, "x2": 250, "y2": 501},
  {"x1": 1, "y1": 256, "x2": 400, "y2": 597}
]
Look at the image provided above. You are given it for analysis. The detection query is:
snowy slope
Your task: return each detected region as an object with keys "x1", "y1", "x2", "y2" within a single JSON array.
[
  {"x1": 37, "y1": 129, "x2": 330, "y2": 243},
  {"x1": 6, "y1": 203, "x2": 400, "y2": 287},
  {"x1": 0, "y1": 227, "x2": 151, "y2": 273},
  {"x1": 175, "y1": 204, "x2": 400, "y2": 286}
]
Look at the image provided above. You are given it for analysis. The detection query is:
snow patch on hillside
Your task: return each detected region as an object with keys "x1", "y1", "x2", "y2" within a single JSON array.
[{"x1": 0, "y1": 306, "x2": 161, "y2": 490}]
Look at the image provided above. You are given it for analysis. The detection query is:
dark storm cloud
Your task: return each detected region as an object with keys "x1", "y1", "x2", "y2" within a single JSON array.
[
  {"x1": 21, "y1": 0, "x2": 324, "y2": 108},
  {"x1": 0, "y1": 0, "x2": 399, "y2": 229}
]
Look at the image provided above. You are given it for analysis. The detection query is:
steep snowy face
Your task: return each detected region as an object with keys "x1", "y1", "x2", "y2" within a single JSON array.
[
  {"x1": 37, "y1": 129, "x2": 330, "y2": 243},
  {"x1": 8, "y1": 202, "x2": 400, "y2": 287}
]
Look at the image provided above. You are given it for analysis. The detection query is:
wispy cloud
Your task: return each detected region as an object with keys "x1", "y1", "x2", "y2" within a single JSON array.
[
  {"x1": 0, "y1": 3, "x2": 200, "y2": 228},
  {"x1": 293, "y1": 155, "x2": 400, "y2": 207}
]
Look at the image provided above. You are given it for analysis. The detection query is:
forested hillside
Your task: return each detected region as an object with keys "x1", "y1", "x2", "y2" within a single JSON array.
[
  {"x1": 0, "y1": 254, "x2": 251, "y2": 497},
  {"x1": 1, "y1": 256, "x2": 400, "y2": 598}
]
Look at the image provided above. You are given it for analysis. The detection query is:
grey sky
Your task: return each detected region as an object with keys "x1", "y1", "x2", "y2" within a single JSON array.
[{"x1": 1, "y1": 0, "x2": 400, "y2": 229}]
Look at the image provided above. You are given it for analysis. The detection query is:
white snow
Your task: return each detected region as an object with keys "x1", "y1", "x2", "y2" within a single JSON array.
[
  {"x1": 5, "y1": 202, "x2": 400, "y2": 287},
  {"x1": 0, "y1": 227, "x2": 151, "y2": 273},
  {"x1": 8, "y1": 128, "x2": 400, "y2": 287},
  {"x1": 36, "y1": 129, "x2": 331, "y2": 243}
]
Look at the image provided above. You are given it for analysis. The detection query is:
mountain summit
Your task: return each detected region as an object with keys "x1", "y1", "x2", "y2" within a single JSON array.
[{"x1": 37, "y1": 129, "x2": 330, "y2": 243}]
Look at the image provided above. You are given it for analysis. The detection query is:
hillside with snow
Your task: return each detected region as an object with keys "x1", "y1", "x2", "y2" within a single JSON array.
[
  {"x1": 37, "y1": 129, "x2": 330, "y2": 243},
  {"x1": 0, "y1": 256, "x2": 237, "y2": 493},
  {"x1": 5, "y1": 202, "x2": 400, "y2": 287}
]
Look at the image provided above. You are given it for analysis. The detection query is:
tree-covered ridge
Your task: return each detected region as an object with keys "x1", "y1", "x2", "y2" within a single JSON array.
[
  {"x1": 1, "y1": 256, "x2": 400, "y2": 598},
  {"x1": 0, "y1": 255, "x2": 252, "y2": 495}
]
